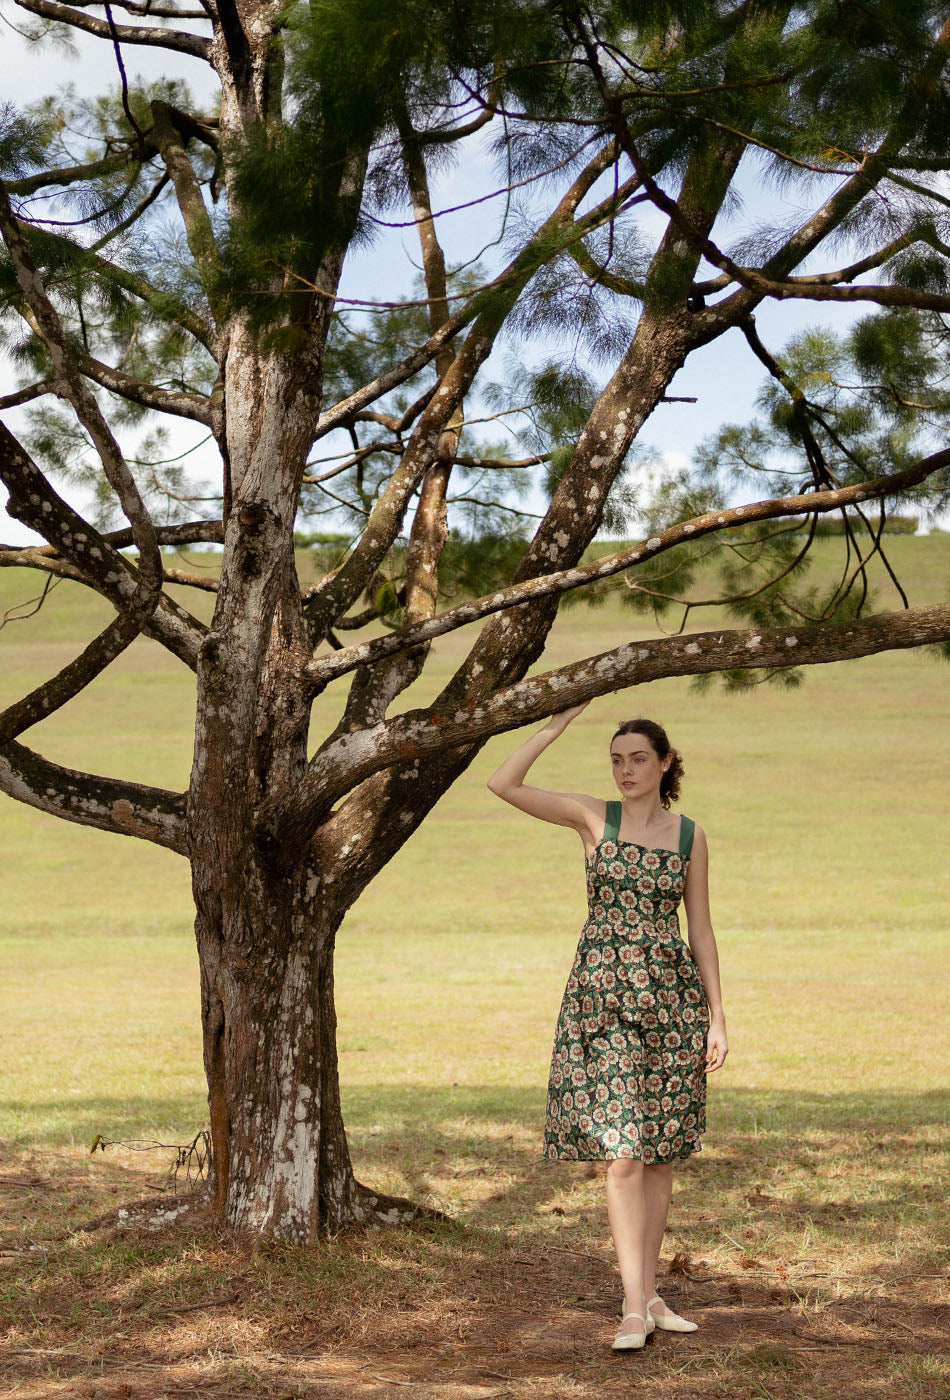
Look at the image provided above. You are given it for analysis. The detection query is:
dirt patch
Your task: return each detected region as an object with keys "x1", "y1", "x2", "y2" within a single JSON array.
[{"x1": 2, "y1": 1143, "x2": 948, "y2": 1400}]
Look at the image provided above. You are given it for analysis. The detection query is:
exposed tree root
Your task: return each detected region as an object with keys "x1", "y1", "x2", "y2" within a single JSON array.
[{"x1": 352, "y1": 1180, "x2": 452, "y2": 1230}]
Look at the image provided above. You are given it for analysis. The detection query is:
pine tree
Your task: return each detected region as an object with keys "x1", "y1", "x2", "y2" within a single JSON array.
[{"x1": 2, "y1": 0, "x2": 950, "y2": 1238}]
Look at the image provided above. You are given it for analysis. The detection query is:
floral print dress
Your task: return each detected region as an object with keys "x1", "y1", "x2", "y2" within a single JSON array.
[{"x1": 543, "y1": 801, "x2": 710, "y2": 1163}]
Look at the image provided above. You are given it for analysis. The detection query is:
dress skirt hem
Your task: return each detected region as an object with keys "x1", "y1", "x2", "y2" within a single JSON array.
[{"x1": 542, "y1": 1138, "x2": 703, "y2": 1164}]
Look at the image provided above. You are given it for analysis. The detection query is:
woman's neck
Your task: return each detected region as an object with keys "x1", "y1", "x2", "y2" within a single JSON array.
[{"x1": 619, "y1": 793, "x2": 667, "y2": 831}]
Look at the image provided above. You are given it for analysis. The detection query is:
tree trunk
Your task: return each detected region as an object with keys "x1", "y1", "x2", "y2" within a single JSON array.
[
  {"x1": 187, "y1": 549, "x2": 422, "y2": 1241},
  {"x1": 192, "y1": 852, "x2": 364, "y2": 1238},
  {"x1": 193, "y1": 844, "x2": 421, "y2": 1240}
]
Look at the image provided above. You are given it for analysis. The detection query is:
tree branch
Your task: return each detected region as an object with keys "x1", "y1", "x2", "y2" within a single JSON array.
[
  {"x1": 149, "y1": 100, "x2": 225, "y2": 314},
  {"x1": 62, "y1": 0, "x2": 207, "y2": 17},
  {"x1": 5, "y1": 147, "x2": 158, "y2": 196},
  {"x1": 586, "y1": 16, "x2": 950, "y2": 325},
  {"x1": 0, "y1": 421, "x2": 205, "y2": 669},
  {"x1": 80, "y1": 353, "x2": 217, "y2": 425},
  {"x1": 303, "y1": 449, "x2": 950, "y2": 688},
  {"x1": 276, "y1": 602, "x2": 950, "y2": 848},
  {"x1": 304, "y1": 142, "x2": 630, "y2": 636},
  {"x1": 0, "y1": 178, "x2": 166, "y2": 717},
  {"x1": 691, "y1": 228, "x2": 924, "y2": 297},
  {"x1": 0, "y1": 379, "x2": 55, "y2": 410},
  {"x1": 0, "y1": 546, "x2": 84, "y2": 581},
  {"x1": 13, "y1": 0, "x2": 212, "y2": 60},
  {"x1": 19, "y1": 223, "x2": 217, "y2": 354},
  {"x1": 311, "y1": 159, "x2": 639, "y2": 445},
  {"x1": 1, "y1": 517, "x2": 224, "y2": 557},
  {"x1": 103, "y1": 517, "x2": 224, "y2": 550},
  {"x1": 0, "y1": 605, "x2": 159, "y2": 743},
  {"x1": 331, "y1": 97, "x2": 464, "y2": 729},
  {"x1": 0, "y1": 739, "x2": 188, "y2": 853}
]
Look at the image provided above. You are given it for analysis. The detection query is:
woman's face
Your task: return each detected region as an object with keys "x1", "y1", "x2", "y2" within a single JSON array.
[{"x1": 610, "y1": 732, "x2": 669, "y2": 798}]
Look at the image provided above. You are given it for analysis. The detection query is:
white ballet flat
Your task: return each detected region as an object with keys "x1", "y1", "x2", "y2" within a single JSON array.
[
  {"x1": 612, "y1": 1310, "x2": 650, "y2": 1350},
  {"x1": 647, "y1": 1294, "x2": 698, "y2": 1332},
  {"x1": 620, "y1": 1299, "x2": 656, "y2": 1335}
]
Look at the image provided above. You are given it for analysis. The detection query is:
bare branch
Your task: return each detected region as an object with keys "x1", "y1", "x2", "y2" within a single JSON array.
[
  {"x1": 305, "y1": 141, "x2": 631, "y2": 635},
  {"x1": 0, "y1": 605, "x2": 160, "y2": 743},
  {"x1": 0, "y1": 738, "x2": 188, "y2": 853},
  {"x1": 692, "y1": 228, "x2": 925, "y2": 297},
  {"x1": 0, "y1": 421, "x2": 204, "y2": 669},
  {"x1": 162, "y1": 565, "x2": 218, "y2": 590},
  {"x1": 0, "y1": 539, "x2": 219, "y2": 593},
  {"x1": 333, "y1": 96, "x2": 467, "y2": 728},
  {"x1": 103, "y1": 518, "x2": 223, "y2": 550},
  {"x1": 63, "y1": 0, "x2": 207, "y2": 16},
  {"x1": 277, "y1": 602, "x2": 950, "y2": 848},
  {"x1": 350, "y1": 385, "x2": 437, "y2": 434},
  {"x1": 6, "y1": 147, "x2": 158, "y2": 196},
  {"x1": 0, "y1": 546, "x2": 85, "y2": 581},
  {"x1": 453, "y1": 453, "x2": 549, "y2": 469},
  {"x1": 1, "y1": 518, "x2": 224, "y2": 557},
  {"x1": 0, "y1": 175, "x2": 171, "y2": 725},
  {"x1": 312, "y1": 157, "x2": 639, "y2": 444},
  {"x1": 0, "y1": 176, "x2": 163, "y2": 593},
  {"x1": 80, "y1": 353, "x2": 217, "y2": 425},
  {"x1": 0, "y1": 379, "x2": 54, "y2": 410},
  {"x1": 304, "y1": 450, "x2": 950, "y2": 688},
  {"x1": 12, "y1": 0, "x2": 212, "y2": 60},
  {"x1": 584, "y1": 15, "x2": 950, "y2": 326}
]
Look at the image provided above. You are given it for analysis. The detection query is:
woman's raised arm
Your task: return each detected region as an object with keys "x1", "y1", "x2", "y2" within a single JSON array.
[{"x1": 486, "y1": 702, "x2": 600, "y2": 836}]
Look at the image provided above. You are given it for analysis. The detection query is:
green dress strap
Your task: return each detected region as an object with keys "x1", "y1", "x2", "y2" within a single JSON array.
[
  {"x1": 603, "y1": 800, "x2": 622, "y2": 844},
  {"x1": 679, "y1": 814, "x2": 696, "y2": 860}
]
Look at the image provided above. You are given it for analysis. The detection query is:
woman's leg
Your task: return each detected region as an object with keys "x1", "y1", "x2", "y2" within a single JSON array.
[
  {"x1": 606, "y1": 1158, "x2": 647, "y2": 1334},
  {"x1": 641, "y1": 1162, "x2": 673, "y2": 1308},
  {"x1": 641, "y1": 1162, "x2": 698, "y2": 1328}
]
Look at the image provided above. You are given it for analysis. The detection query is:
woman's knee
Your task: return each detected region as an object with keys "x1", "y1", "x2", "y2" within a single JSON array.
[{"x1": 606, "y1": 1157, "x2": 643, "y2": 1183}]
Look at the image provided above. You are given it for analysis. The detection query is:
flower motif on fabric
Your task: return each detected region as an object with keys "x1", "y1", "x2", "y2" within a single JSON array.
[{"x1": 544, "y1": 817, "x2": 709, "y2": 1165}]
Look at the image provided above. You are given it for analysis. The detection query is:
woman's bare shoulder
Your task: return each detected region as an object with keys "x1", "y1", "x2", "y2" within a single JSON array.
[
  {"x1": 687, "y1": 820, "x2": 709, "y2": 855},
  {"x1": 565, "y1": 794, "x2": 608, "y2": 852},
  {"x1": 567, "y1": 793, "x2": 608, "y2": 816}
]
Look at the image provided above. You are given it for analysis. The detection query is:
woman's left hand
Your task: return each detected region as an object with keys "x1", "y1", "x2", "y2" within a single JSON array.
[{"x1": 705, "y1": 1016, "x2": 728, "y2": 1073}]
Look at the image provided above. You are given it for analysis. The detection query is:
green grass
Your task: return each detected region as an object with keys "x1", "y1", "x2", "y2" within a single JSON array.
[
  {"x1": 0, "y1": 536, "x2": 948, "y2": 1399},
  {"x1": 0, "y1": 537, "x2": 948, "y2": 1131}
]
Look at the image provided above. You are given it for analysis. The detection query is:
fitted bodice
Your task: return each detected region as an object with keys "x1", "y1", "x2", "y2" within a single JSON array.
[{"x1": 585, "y1": 802, "x2": 693, "y2": 937}]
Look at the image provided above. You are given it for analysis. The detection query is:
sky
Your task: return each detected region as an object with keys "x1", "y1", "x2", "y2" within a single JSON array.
[{"x1": 0, "y1": 11, "x2": 904, "y2": 551}]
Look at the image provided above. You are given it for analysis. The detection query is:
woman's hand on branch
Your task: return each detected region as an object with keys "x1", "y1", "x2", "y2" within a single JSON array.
[
  {"x1": 542, "y1": 699, "x2": 591, "y2": 736},
  {"x1": 485, "y1": 700, "x2": 599, "y2": 841}
]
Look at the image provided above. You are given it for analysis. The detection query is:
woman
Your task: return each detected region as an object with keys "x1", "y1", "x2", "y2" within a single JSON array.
[{"x1": 487, "y1": 702, "x2": 727, "y2": 1352}]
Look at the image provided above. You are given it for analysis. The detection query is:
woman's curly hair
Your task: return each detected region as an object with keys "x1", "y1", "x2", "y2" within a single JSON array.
[{"x1": 610, "y1": 718, "x2": 684, "y2": 810}]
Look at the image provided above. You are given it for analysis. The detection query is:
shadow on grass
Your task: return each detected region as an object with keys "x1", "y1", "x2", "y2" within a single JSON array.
[
  {"x1": 4, "y1": 1084, "x2": 946, "y2": 1277},
  {"x1": 0, "y1": 1094, "x2": 207, "y2": 1147},
  {"x1": 338, "y1": 1082, "x2": 950, "y2": 1131},
  {"x1": 4, "y1": 1081, "x2": 946, "y2": 1151},
  {"x1": 2, "y1": 1087, "x2": 947, "y2": 1400},
  {"x1": 339, "y1": 1085, "x2": 948, "y2": 1232}
]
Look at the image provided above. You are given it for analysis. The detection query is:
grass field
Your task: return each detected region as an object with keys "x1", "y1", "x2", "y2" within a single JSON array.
[{"x1": 0, "y1": 535, "x2": 948, "y2": 1399}]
